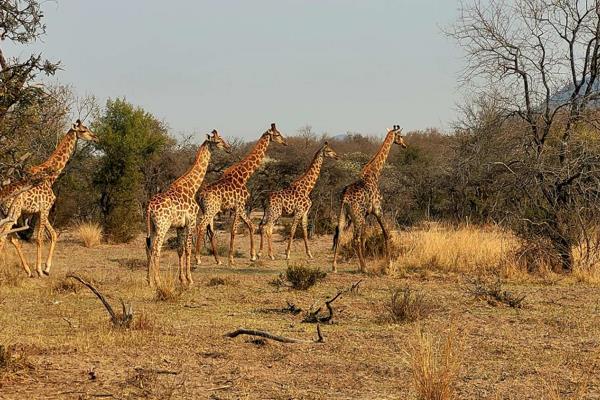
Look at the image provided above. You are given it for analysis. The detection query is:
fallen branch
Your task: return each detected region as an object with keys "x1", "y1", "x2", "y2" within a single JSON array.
[
  {"x1": 67, "y1": 274, "x2": 134, "y2": 328},
  {"x1": 225, "y1": 325, "x2": 323, "y2": 344},
  {"x1": 302, "y1": 280, "x2": 362, "y2": 324},
  {"x1": 134, "y1": 367, "x2": 179, "y2": 375}
]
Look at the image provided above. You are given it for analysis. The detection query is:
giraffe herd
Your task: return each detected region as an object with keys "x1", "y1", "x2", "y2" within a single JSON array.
[{"x1": 0, "y1": 121, "x2": 407, "y2": 286}]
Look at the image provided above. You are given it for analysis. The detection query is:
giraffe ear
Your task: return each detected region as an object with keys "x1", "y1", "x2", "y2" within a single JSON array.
[
  {"x1": 211, "y1": 129, "x2": 218, "y2": 135},
  {"x1": 324, "y1": 141, "x2": 329, "y2": 146},
  {"x1": 206, "y1": 134, "x2": 211, "y2": 140},
  {"x1": 76, "y1": 119, "x2": 82, "y2": 126},
  {"x1": 271, "y1": 123, "x2": 276, "y2": 130}
]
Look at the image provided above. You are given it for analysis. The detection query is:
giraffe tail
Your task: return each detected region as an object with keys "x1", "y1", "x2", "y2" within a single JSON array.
[
  {"x1": 145, "y1": 209, "x2": 153, "y2": 250},
  {"x1": 332, "y1": 199, "x2": 351, "y2": 251}
]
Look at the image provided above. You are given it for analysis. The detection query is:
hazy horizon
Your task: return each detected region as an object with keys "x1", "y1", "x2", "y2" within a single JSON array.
[{"x1": 8, "y1": 1, "x2": 463, "y2": 140}]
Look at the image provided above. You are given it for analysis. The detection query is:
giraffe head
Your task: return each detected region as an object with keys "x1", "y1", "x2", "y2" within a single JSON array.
[
  {"x1": 206, "y1": 129, "x2": 232, "y2": 153},
  {"x1": 389, "y1": 125, "x2": 407, "y2": 148},
  {"x1": 321, "y1": 141, "x2": 339, "y2": 160},
  {"x1": 265, "y1": 123, "x2": 287, "y2": 146},
  {"x1": 71, "y1": 119, "x2": 98, "y2": 142}
]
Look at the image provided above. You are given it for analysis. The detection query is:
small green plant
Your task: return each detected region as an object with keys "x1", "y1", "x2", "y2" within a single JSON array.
[{"x1": 284, "y1": 263, "x2": 327, "y2": 290}]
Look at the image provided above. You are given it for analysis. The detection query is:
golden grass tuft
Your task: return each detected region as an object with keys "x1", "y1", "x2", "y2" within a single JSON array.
[
  {"x1": 76, "y1": 222, "x2": 103, "y2": 248},
  {"x1": 154, "y1": 275, "x2": 181, "y2": 302},
  {"x1": 0, "y1": 260, "x2": 24, "y2": 288},
  {"x1": 51, "y1": 275, "x2": 78, "y2": 294},
  {"x1": 132, "y1": 311, "x2": 155, "y2": 331},
  {"x1": 406, "y1": 328, "x2": 460, "y2": 400},
  {"x1": 395, "y1": 223, "x2": 517, "y2": 273}
]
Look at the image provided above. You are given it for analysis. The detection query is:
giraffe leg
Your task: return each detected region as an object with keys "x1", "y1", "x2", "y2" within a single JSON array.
[
  {"x1": 258, "y1": 219, "x2": 265, "y2": 258},
  {"x1": 266, "y1": 221, "x2": 275, "y2": 260},
  {"x1": 301, "y1": 212, "x2": 313, "y2": 259},
  {"x1": 285, "y1": 215, "x2": 300, "y2": 260},
  {"x1": 228, "y1": 211, "x2": 240, "y2": 266},
  {"x1": 148, "y1": 226, "x2": 167, "y2": 288},
  {"x1": 184, "y1": 223, "x2": 194, "y2": 286},
  {"x1": 353, "y1": 222, "x2": 367, "y2": 273},
  {"x1": 42, "y1": 221, "x2": 57, "y2": 275},
  {"x1": 239, "y1": 210, "x2": 256, "y2": 262},
  {"x1": 207, "y1": 220, "x2": 221, "y2": 266},
  {"x1": 34, "y1": 212, "x2": 48, "y2": 277},
  {"x1": 176, "y1": 227, "x2": 186, "y2": 286},
  {"x1": 374, "y1": 209, "x2": 392, "y2": 270},
  {"x1": 9, "y1": 236, "x2": 32, "y2": 277},
  {"x1": 349, "y1": 207, "x2": 367, "y2": 273}
]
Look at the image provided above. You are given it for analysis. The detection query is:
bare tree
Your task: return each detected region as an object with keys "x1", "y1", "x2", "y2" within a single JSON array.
[{"x1": 450, "y1": 0, "x2": 600, "y2": 271}]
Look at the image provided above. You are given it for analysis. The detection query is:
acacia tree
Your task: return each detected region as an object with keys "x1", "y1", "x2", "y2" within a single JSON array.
[
  {"x1": 450, "y1": 0, "x2": 600, "y2": 271},
  {"x1": 0, "y1": 0, "x2": 59, "y2": 181}
]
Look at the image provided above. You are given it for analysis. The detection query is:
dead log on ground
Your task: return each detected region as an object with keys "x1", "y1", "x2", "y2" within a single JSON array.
[
  {"x1": 67, "y1": 274, "x2": 134, "y2": 328},
  {"x1": 225, "y1": 324, "x2": 323, "y2": 344}
]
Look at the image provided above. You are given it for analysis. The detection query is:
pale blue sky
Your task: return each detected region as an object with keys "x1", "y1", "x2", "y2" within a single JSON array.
[{"x1": 11, "y1": 0, "x2": 463, "y2": 139}]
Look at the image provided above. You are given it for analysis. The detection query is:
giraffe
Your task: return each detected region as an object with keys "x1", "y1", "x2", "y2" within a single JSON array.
[
  {"x1": 0, "y1": 120, "x2": 98, "y2": 277},
  {"x1": 331, "y1": 125, "x2": 406, "y2": 273},
  {"x1": 194, "y1": 123, "x2": 287, "y2": 266},
  {"x1": 258, "y1": 142, "x2": 339, "y2": 260},
  {"x1": 145, "y1": 130, "x2": 230, "y2": 288}
]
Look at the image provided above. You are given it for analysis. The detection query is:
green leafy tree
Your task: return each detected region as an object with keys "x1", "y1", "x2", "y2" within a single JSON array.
[{"x1": 93, "y1": 99, "x2": 169, "y2": 242}]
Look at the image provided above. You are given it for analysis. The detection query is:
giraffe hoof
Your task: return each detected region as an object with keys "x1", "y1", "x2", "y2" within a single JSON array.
[
  {"x1": 43, "y1": 270, "x2": 50, "y2": 276},
  {"x1": 307, "y1": 253, "x2": 314, "y2": 259},
  {"x1": 250, "y1": 256, "x2": 257, "y2": 262},
  {"x1": 217, "y1": 260, "x2": 223, "y2": 266},
  {"x1": 269, "y1": 255, "x2": 275, "y2": 261}
]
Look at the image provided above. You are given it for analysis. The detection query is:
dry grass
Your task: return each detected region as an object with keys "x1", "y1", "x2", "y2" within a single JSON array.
[
  {"x1": 75, "y1": 222, "x2": 102, "y2": 248},
  {"x1": 0, "y1": 262, "x2": 24, "y2": 288},
  {"x1": 3, "y1": 226, "x2": 600, "y2": 398},
  {"x1": 154, "y1": 274, "x2": 181, "y2": 302},
  {"x1": 132, "y1": 311, "x2": 155, "y2": 331},
  {"x1": 50, "y1": 275, "x2": 79, "y2": 294},
  {"x1": 406, "y1": 328, "x2": 461, "y2": 400},
  {"x1": 395, "y1": 223, "x2": 517, "y2": 274},
  {"x1": 384, "y1": 287, "x2": 434, "y2": 323}
]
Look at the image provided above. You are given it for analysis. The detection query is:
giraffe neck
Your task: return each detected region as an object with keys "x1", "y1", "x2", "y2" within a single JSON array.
[
  {"x1": 223, "y1": 133, "x2": 270, "y2": 184},
  {"x1": 291, "y1": 149, "x2": 324, "y2": 195},
  {"x1": 28, "y1": 130, "x2": 78, "y2": 185},
  {"x1": 171, "y1": 141, "x2": 211, "y2": 194},
  {"x1": 361, "y1": 131, "x2": 395, "y2": 183}
]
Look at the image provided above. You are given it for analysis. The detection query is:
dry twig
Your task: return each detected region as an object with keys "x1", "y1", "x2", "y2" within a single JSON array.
[{"x1": 67, "y1": 274, "x2": 134, "y2": 327}]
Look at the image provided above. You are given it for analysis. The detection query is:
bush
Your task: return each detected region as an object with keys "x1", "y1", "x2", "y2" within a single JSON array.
[
  {"x1": 76, "y1": 222, "x2": 102, "y2": 248},
  {"x1": 385, "y1": 287, "x2": 433, "y2": 323},
  {"x1": 93, "y1": 98, "x2": 170, "y2": 243},
  {"x1": 284, "y1": 263, "x2": 327, "y2": 290}
]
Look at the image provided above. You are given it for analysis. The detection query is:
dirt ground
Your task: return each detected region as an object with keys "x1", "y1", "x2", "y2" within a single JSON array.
[{"x1": 0, "y1": 229, "x2": 599, "y2": 400}]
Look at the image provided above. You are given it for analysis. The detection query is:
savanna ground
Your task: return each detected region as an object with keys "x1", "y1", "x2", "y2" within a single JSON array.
[{"x1": 0, "y1": 222, "x2": 599, "y2": 400}]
